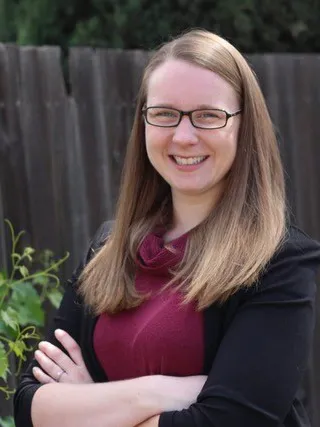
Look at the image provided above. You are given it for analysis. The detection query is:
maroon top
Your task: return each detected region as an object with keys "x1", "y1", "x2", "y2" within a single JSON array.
[{"x1": 93, "y1": 230, "x2": 204, "y2": 381}]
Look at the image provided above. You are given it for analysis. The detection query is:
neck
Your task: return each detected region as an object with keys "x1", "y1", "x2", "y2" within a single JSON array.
[{"x1": 164, "y1": 189, "x2": 221, "y2": 242}]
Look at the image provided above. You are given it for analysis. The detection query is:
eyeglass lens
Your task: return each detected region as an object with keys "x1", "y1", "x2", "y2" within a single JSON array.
[{"x1": 145, "y1": 107, "x2": 227, "y2": 128}]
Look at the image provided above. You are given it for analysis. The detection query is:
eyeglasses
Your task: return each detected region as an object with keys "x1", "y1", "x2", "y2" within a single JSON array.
[{"x1": 142, "y1": 106, "x2": 242, "y2": 130}]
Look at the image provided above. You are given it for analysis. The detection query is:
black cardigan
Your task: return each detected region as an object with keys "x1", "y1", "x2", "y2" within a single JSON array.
[{"x1": 14, "y1": 222, "x2": 320, "y2": 427}]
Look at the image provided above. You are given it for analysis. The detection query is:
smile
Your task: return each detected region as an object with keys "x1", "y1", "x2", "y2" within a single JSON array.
[{"x1": 171, "y1": 155, "x2": 208, "y2": 166}]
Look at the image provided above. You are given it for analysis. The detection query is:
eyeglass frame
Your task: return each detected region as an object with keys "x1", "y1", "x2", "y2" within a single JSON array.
[{"x1": 141, "y1": 106, "x2": 242, "y2": 130}]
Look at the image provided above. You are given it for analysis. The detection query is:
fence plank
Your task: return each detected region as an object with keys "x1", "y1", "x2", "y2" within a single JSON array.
[
  {"x1": 97, "y1": 49, "x2": 139, "y2": 208},
  {"x1": 18, "y1": 47, "x2": 60, "y2": 253},
  {"x1": 64, "y1": 97, "x2": 91, "y2": 266},
  {"x1": 36, "y1": 46, "x2": 74, "y2": 274},
  {"x1": 0, "y1": 44, "x2": 31, "y2": 235},
  {"x1": 69, "y1": 48, "x2": 113, "y2": 238}
]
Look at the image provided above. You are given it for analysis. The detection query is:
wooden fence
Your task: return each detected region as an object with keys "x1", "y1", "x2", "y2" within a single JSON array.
[{"x1": 0, "y1": 45, "x2": 320, "y2": 423}]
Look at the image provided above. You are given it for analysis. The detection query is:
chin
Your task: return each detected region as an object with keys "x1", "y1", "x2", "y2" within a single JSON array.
[{"x1": 173, "y1": 186, "x2": 210, "y2": 196}]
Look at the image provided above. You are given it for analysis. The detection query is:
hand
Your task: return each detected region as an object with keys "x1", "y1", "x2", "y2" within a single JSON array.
[{"x1": 32, "y1": 329, "x2": 93, "y2": 384}]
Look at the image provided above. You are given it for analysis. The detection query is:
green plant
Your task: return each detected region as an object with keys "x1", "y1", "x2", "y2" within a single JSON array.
[
  {"x1": 3, "y1": 0, "x2": 320, "y2": 52},
  {"x1": 0, "y1": 416, "x2": 15, "y2": 427},
  {"x1": 0, "y1": 219, "x2": 69, "y2": 402}
]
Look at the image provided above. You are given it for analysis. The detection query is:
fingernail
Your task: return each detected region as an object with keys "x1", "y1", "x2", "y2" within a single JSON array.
[
  {"x1": 38, "y1": 341, "x2": 47, "y2": 348},
  {"x1": 55, "y1": 329, "x2": 64, "y2": 337}
]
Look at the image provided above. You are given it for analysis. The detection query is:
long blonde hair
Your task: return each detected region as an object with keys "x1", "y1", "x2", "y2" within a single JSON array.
[{"x1": 79, "y1": 29, "x2": 287, "y2": 315}]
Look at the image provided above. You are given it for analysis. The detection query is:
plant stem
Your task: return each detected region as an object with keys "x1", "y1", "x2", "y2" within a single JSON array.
[
  {"x1": 0, "y1": 386, "x2": 15, "y2": 399},
  {"x1": 12, "y1": 252, "x2": 69, "y2": 287},
  {"x1": 0, "y1": 335, "x2": 12, "y2": 344}
]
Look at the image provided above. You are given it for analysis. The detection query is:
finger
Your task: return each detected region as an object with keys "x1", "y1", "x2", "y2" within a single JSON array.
[
  {"x1": 38, "y1": 340, "x2": 75, "y2": 373},
  {"x1": 34, "y1": 349, "x2": 67, "y2": 381},
  {"x1": 32, "y1": 365, "x2": 56, "y2": 384},
  {"x1": 54, "y1": 329, "x2": 84, "y2": 366}
]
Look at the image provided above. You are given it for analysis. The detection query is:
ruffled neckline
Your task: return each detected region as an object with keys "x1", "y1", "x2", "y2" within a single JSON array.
[{"x1": 136, "y1": 228, "x2": 188, "y2": 275}]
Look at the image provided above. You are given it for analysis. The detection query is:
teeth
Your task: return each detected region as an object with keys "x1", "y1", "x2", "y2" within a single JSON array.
[{"x1": 173, "y1": 156, "x2": 207, "y2": 165}]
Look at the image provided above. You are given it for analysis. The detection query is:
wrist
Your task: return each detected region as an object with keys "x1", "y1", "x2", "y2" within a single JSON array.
[
  {"x1": 132, "y1": 375, "x2": 165, "y2": 416},
  {"x1": 146, "y1": 375, "x2": 185, "y2": 413}
]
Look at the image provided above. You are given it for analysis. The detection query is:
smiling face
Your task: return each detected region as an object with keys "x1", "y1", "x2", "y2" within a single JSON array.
[{"x1": 145, "y1": 59, "x2": 241, "y2": 208}]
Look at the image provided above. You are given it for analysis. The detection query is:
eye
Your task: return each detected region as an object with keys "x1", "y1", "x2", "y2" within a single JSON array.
[
  {"x1": 151, "y1": 109, "x2": 178, "y2": 118},
  {"x1": 146, "y1": 108, "x2": 180, "y2": 125},
  {"x1": 195, "y1": 110, "x2": 220, "y2": 119}
]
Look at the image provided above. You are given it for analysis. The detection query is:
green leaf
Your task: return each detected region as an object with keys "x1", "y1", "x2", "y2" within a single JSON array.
[
  {"x1": 0, "y1": 416, "x2": 15, "y2": 427},
  {"x1": 0, "y1": 285, "x2": 7, "y2": 310},
  {"x1": 10, "y1": 283, "x2": 44, "y2": 326},
  {"x1": 11, "y1": 282, "x2": 38, "y2": 302},
  {"x1": 47, "y1": 289, "x2": 63, "y2": 309},
  {"x1": 0, "y1": 342, "x2": 9, "y2": 382},
  {"x1": 15, "y1": 303, "x2": 44, "y2": 327},
  {"x1": 0, "y1": 321, "x2": 17, "y2": 340},
  {"x1": 0, "y1": 271, "x2": 7, "y2": 287},
  {"x1": 0, "y1": 309, "x2": 19, "y2": 332},
  {"x1": 19, "y1": 266, "x2": 29, "y2": 278},
  {"x1": 8, "y1": 340, "x2": 27, "y2": 360}
]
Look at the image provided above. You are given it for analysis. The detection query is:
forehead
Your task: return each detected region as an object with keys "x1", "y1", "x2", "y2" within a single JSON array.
[{"x1": 147, "y1": 59, "x2": 238, "y2": 110}]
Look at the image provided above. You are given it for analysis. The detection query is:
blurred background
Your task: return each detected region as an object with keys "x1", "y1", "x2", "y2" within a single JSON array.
[{"x1": 0, "y1": 0, "x2": 320, "y2": 425}]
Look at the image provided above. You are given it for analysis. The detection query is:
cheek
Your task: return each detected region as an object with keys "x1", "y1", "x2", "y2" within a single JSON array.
[
  {"x1": 225, "y1": 134, "x2": 238, "y2": 159},
  {"x1": 145, "y1": 127, "x2": 168, "y2": 158},
  {"x1": 145, "y1": 128, "x2": 162, "y2": 170},
  {"x1": 229, "y1": 130, "x2": 239, "y2": 160},
  {"x1": 210, "y1": 129, "x2": 238, "y2": 171},
  {"x1": 145, "y1": 128, "x2": 155, "y2": 162},
  {"x1": 218, "y1": 127, "x2": 238, "y2": 156}
]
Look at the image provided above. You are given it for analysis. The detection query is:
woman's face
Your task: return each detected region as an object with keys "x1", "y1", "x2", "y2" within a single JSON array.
[{"x1": 145, "y1": 59, "x2": 241, "y2": 205}]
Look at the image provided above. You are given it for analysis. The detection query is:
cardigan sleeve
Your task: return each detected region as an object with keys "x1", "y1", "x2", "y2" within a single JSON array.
[
  {"x1": 13, "y1": 221, "x2": 112, "y2": 427},
  {"x1": 159, "y1": 227, "x2": 320, "y2": 427}
]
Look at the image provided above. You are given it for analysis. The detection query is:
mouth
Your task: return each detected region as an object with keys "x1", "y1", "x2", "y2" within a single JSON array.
[{"x1": 169, "y1": 155, "x2": 209, "y2": 166}]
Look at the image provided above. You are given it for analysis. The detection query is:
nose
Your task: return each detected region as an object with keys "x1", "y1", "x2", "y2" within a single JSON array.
[{"x1": 172, "y1": 115, "x2": 199, "y2": 145}]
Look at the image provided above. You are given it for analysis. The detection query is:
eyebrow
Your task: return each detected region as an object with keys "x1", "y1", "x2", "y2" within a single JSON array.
[{"x1": 147, "y1": 103, "x2": 221, "y2": 110}]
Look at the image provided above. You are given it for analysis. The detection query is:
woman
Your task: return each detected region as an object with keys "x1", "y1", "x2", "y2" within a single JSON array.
[{"x1": 14, "y1": 29, "x2": 320, "y2": 427}]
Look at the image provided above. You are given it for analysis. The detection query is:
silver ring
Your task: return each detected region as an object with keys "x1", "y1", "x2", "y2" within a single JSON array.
[{"x1": 56, "y1": 370, "x2": 66, "y2": 382}]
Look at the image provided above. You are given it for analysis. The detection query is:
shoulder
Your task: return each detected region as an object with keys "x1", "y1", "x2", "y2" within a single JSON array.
[
  {"x1": 218, "y1": 225, "x2": 320, "y2": 338},
  {"x1": 267, "y1": 225, "x2": 320, "y2": 273},
  {"x1": 92, "y1": 220, "x2": 115, "y2": 244},
  {"x1": 88, "y1": 220, "x2": 115, "y2": 256},
  {"x1": 232, "y1": 225, "x2": 320, "y2": 306},
  {"x1": 251, "y1": 225, "x2": 320, "y2": 298}
]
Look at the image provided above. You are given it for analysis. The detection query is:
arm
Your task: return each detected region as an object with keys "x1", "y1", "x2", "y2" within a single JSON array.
[
  {"x1": 31, "y1": 376, "x2": 163, "y2": 427},
  {"x1": 31, "y1": 374, "x2": 206, "y2": 427},
  {"x1": 31, "y1": 336, "x2": 206, "y2": 427},
  {"x1": 158, "y1": 227, "x2": 320, "y2": 427},
  {"x1": 31, "y1": 330, "x2": 206, "y2": 427},
  {"x1": 137, "y1": 415, "x2": 160, "y2": 426},
  {"x1": 31, "y1": 338, "x2": 207, "y2": 427}
]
